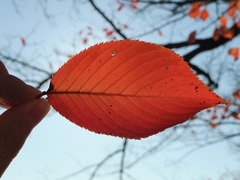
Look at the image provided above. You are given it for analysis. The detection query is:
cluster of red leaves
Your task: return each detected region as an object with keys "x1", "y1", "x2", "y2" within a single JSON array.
[
  {"x1": 227, "y1": 1, "x2": 240, "y2": 17},
  {"x1": 212, "y1": 26, "x2": 235, "y2": 41},
  {"x1": 188, "y1": 1, "x2": 240, "y2": 60},
  {"x1": 213, "y1": 1, "x2": 240, "y2": 41},
  {"x1": 103, "y1": 28, "x2": 115, "y2": 37},
  {"x1": 194, "y1": 88, "x2": 240, "y2": 129},
  {"x1": 79, "y1": 26, "x2": 93, "y2": 44},
  {"x1": 188, "y1": 2, "x2": 209, "y2": 21},
  {"x1": 117, "y1": 0, "x2": 139, "y2": 11}
]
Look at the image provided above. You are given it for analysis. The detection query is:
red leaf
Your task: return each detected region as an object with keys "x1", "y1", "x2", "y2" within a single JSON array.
[
  {"x1": 157, "y1": 29, "x2": 163, "y2": 36},
  {"x1": 106, "y1": 30, "x2": 114, "y2": 37},
  {"x1": 213, "y1": 28, "x2": 220, "y2": 41},
  {"x1": 222, "y1": 28, "x2": 234, "y2": 39},
  {"x1": 210, "y1": 123, "x2": 218, "y2": 128},
  {"x1": 20, "y1": 37, "x2": 26, "y2": 46},
  {"x1": 233, "y1": 113, "x2": 240, "y2": 120},
  {"x1": 82, "y1": 38, "x2": 88, "y2": 44},
  {"x1": 117, "y1": 0, "x2": 124, "y2": 11},
  {"x1": 233, "y1": 89, "x2": 240, "y2": 99},
  {"x1": 47, "y1": 40, "x2": 225, "y2": 139},
  {"x1": 237, "y1": 20, "x2": 240, "y2": 28},
  {"x1": 122, "y1": 24, "x2": 128, "y2": 29},
  {"x1": 131, "y1": 0, "x2": 138, "y2": 9},
  {"x1": 188, "y1": 2, "x2": 202, "y2": 19},
  {"x1": 188, "y1": 31, "x2": 196, "y2": 44},
  {"x1": 219, "y1": 15, "x2": 227, "y2": 27},
  {"x1": 103, "y1": 28, "x2": 109, "y2": 32},
  {"x1": 228, "y1": 2, "x2": 235, "y2": 17},
  {"x1": 237, "y1": 0, "x2": 240, "y2": 11},
  {"x1": 200, "y1": 9, "x2": 209, "y2": 21},
  {"x1": 228, "y1": 47, "x2": 239, "y2": 60}
]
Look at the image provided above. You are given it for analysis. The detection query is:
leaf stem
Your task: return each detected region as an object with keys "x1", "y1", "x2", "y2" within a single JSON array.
[{"x1": 36, "y1": 91, "x2": 48, "y2": 99}]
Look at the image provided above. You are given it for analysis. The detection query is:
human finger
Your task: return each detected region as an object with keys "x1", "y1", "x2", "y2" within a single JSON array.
[
  {"x1": 0, "y1": 61, "x2": 8, "y2": 74},
  {"x1": 0, "y1": 98, "x2": 50, "y2": 177},
  {"x1": 0, "y1": 74, "x2": 41, "y2": 108}
]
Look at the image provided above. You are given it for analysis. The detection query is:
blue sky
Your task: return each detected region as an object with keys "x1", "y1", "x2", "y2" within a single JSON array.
[{"x1": 1, "y1": 0, "x2": 240, "y2": 180}]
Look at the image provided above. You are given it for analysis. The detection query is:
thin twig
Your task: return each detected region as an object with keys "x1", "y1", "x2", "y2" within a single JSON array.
[
  {"x1": 119, "y1": 139, "x2": 128, "y2": 180},
  {"x1": 89, "y1": 149, "x2": 122, "y2": 180}
]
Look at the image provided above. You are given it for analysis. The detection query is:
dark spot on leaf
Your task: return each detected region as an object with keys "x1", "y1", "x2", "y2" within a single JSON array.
[
  {"x1": 110, "y1": 104, "x2": 113, "y2": 107},
  {"x1": 108, "y1": 112, "x2": 111, "y2": 114},
  {"x1": 195, "y1": 86, "x2": 198, "y2": 90},
  {"x1": 165, "y1": 66, "x2": 169, "y2": 69},
  {"x1": 111, "y1": 52, "x2": 116, "y2": 56}
]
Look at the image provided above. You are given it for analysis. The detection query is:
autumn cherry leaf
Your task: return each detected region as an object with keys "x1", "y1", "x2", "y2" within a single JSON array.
[{"x1": 44, "y1": 40, "x2": 225, "y2": 139}]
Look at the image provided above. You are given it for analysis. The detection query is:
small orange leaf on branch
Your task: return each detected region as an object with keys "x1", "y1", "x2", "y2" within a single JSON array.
[
  {"x1": 213, "y1": 28, "x2": 220, "y2": 41},
  {"x1": 222, "y1": 28, "x2": 234, "y2": 39},
  {"x1": 228, "y1": 47, "x2": 239, "y2": 60},
  {"x1": 200, "y1": 9, "x2": 209, "y2": 21},
  {"x1": 188, "y1": 2, "x2": 207, "y2": 19},
  {"x1": 219, "y1": 15, "x2": 227, "y2": 27},
  {"x1": 188, "y1": 2, "x2": 201, "y2": 19},
  {"x1": 188, "y1": 31, "x2": 196, "y2": 44},
  {"x1": 45, "y1": 40, "x2": 225, "y2": 139}
]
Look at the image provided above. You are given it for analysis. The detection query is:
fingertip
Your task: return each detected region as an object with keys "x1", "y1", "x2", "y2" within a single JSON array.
[
  {"x1": 28, "y1": 98, "x2": 50, "y2": 127},
  {"x1": 0, "y1": 61, "x2": 8, "y2": 74}
]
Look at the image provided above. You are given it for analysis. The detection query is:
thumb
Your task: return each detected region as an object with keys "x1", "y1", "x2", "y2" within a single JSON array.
[{"x1": 0, "y1": 98, "x2": 50, "y2": 177}]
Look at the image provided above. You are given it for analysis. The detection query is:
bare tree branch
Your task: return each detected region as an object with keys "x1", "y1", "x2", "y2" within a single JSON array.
[
  {"x1": 89, "y1": 0, "x2": 128, "y2": 40},
  {"x1": 0, "y1": 52, "x2": 51, "y2": 75}
]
